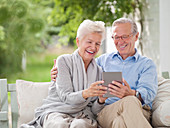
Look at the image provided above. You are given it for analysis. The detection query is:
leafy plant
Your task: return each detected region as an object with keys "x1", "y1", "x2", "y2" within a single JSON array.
[
  {"x1": 0, "y1": 0, "x2": 51, "y2": 77},
  {"x1": 0, "y1": 26, "x2": 5, "y2": 41},
  {"x1": 49, "y1": 0, "x2": 146, "y2": 47}
]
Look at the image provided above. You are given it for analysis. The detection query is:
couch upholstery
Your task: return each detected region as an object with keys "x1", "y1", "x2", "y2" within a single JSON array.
[
  {"x1": 16, "y1": 77, "x2": 170, "y2": 127},
  {"x1": 152, "y1": 76, "x2": 170, "y2": 127}
]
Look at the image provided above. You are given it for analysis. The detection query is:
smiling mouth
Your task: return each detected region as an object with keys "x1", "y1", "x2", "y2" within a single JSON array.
[
  {"x1": 120, "y1": 44, "x2": 128, "y2": 49},
  {"x1": 86, "y1": 50, "x2": 95, "y2": 54}
]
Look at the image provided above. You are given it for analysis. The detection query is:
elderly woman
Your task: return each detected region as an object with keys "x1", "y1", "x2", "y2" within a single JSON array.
[{"x1": 21, "y1": 19, "x2": 107, "y2": 128}]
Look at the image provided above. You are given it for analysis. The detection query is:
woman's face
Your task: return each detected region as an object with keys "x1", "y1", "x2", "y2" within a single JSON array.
[{"x1": 77, "y1": 32, "x2": 102, "y2": 64}]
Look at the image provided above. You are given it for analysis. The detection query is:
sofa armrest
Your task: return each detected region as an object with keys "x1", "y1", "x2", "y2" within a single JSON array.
[
  {"x1": 0, "y1": 79, "x2": 9, "y2": 128},
  {"x1": 152, "y1": 72, "x2": 170, "y2": 127}
]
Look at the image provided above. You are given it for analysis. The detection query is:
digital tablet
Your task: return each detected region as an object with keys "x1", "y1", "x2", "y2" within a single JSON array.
[{"x1": 102, "y1": 72, "x2": 122, "y2": 97}]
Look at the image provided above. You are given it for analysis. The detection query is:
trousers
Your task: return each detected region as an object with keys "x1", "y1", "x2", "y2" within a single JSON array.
[
  {"x1": 97, "y1": 96, "x2": 152, "y2": 128},
  {"x1": 43, "y1": 112, "x2": 97, "y2": 128}
]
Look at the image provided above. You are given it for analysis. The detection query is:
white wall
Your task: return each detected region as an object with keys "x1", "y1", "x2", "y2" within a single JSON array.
[
  {"x1": 138, "y1": 0, "x2": 170, "y2": 75},
  {"x1": 137, "y1": 0, "x2": 170, "y2": 75},
  {"x1": 141, "y1": 0, "x2": 160, "y2": 74},
  {"x1": 159, "y1": 0, "x2": 170, "y2": 74}
]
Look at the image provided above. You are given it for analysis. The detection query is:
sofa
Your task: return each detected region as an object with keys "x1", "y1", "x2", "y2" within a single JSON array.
[{"x1": 0, "y1": 73, "x2": 170, "y2": 128}]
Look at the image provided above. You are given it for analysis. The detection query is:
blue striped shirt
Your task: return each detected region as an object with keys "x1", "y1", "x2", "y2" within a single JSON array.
[{"x1": 96, "y1": 49, "x2": 158, "y2": 108}]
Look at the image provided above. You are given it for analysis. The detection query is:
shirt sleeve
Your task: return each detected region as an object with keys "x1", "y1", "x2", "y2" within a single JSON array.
[
  {"x1": 137, "y1": 59, "x2": 158, "y2": 105},
  {"x1": 56, "y1": 56, "x2": 86, "y2": 106}
]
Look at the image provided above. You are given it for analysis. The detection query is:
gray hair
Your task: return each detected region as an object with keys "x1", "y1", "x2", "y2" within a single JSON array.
[
  {"x1": 77, "y1": 19, "x2": 105, "y2": 41},
  {"x1": 112, "y1": 18, "x2": 138, "y2": 35}
]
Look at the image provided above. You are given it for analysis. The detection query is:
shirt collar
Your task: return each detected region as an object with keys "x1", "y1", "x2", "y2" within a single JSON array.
[{"x1": 112, "y1": 48, "x2": 139, "y2": 62}]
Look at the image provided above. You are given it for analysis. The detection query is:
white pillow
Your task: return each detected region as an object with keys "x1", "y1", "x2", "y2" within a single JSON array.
[
  {"x1": 16, "y1": 80, "x2": 53, "y2": 127},
  {"x1": 152, "y1": 76, "x2": 170, "y2": 127},
  {"x1": 152, "y1": 100, "x2": 170, "y2": 127}
]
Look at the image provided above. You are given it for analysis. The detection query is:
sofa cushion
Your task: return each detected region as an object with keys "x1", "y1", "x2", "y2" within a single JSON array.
[
  {"x1": 152, "y1": 100, "x2": 170, "y2": 127},
  {"x1": 152, "y1": 76, "x2": 170, "y2": 127},
  {"x1": 16, "y1": 80, "x2": 53, "y2": 127}
]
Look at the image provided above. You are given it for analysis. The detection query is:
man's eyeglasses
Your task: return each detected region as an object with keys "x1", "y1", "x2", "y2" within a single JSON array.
[{"x1": 111, "y1": 33, "x2": 134, "y2": 41}]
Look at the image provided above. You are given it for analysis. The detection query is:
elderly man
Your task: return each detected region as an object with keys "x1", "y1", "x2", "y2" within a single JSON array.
[{"x1": 51, "y1": 18, "x2": 158, "y2": 128}]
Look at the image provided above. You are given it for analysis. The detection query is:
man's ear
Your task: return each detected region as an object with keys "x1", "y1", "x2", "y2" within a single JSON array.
[
  {"x1": 135, "y1": 32, "x2": 139, "y2": 41},
  {"x1": 76, "y1": 37, "x2": 79, "y2": 47}
]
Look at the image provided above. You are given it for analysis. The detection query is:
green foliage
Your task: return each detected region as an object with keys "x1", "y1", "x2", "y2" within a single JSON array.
[
  {"x1": 49, "y1": 0, "x2": 144, "y2": 46},
  {"x1": 0, "y1": 26, "x2": 5, "y2": 41},
  {"x1": 7, "y1": 51, "x2": 58, "y2": 83},
  {"x1": 12, "y1": 1, "x2": 28, "y2": 18},
  {"x1": 0, "y1": 0, "x2": 146, "y2": 80},
  {"x1": 0, "y1": 0, "x2": 51, "y2": 77}
]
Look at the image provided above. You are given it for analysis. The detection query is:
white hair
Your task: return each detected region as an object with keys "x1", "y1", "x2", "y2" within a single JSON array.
[
  {"x1": 77, "y1": 19, "x2": 105, "y2": 41},
  {"x1": 112, "y1": 18, "x2": 138, "y2": 35}
]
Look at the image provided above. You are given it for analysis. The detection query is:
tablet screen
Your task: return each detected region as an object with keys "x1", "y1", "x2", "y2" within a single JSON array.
[{"x1": 102, "y1": 72, "x2": 122, "y2": 97}]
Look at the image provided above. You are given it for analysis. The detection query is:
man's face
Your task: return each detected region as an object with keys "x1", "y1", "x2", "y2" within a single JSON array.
[{"x1": 112, "y1": 23, "x2": 139, "y2": 60}]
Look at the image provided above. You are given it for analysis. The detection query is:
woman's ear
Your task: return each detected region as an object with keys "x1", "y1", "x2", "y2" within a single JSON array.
[{"x1": 76, "y1": 37, "x2": 79, "y2": 47}]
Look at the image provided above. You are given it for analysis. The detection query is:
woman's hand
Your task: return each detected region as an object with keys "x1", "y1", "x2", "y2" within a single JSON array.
[
  {"x1": 98, "y1": 95, "x2": 107, "y2": 104},
  {"x1": 51, "y1": 59, "x2": 58, "y2": 81},
  {"x1": 82, "y1": 81, "x2": 107, "y2": 99}
]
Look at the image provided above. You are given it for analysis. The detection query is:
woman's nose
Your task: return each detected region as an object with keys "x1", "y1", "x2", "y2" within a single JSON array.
[{"x1": 91, "y1": 43, "x2": 96, "y2": 50}]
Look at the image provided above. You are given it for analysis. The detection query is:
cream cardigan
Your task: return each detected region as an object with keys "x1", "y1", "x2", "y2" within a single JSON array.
[{"x1": 21, "y1": 49, "x2": 104, "y2": 128}]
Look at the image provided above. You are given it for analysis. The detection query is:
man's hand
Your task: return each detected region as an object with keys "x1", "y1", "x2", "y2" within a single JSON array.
[
  {"x1": 108, "y1": 78, "x2": 136, "y2": 99},
  {"x1": 51, "y1": 59, "x2": 58, "y2": 81}
]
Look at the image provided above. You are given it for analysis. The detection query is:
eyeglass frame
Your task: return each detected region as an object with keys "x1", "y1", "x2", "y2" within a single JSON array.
[{"x1": 111, "y1": 33, "x2": 134, "y2": 41}]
